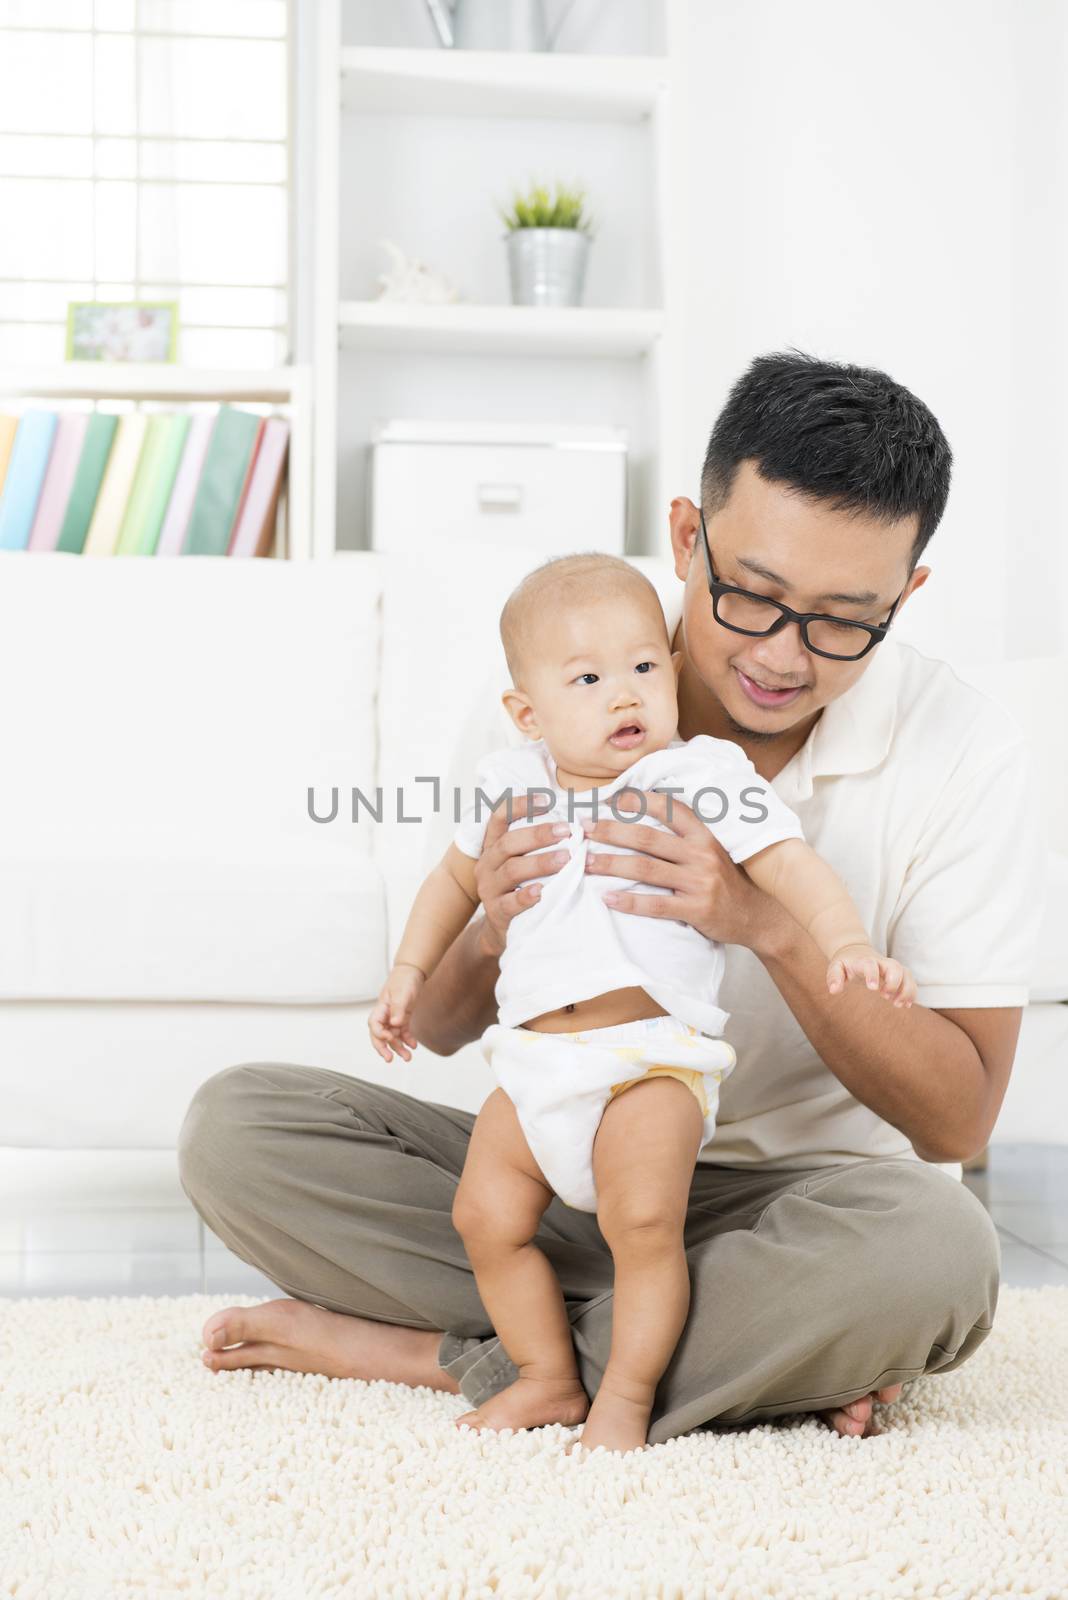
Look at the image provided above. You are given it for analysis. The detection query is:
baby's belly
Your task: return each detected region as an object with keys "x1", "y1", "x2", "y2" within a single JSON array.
[{"x1": 522, "y1": 986, "x2": 669, "y2": 1033}]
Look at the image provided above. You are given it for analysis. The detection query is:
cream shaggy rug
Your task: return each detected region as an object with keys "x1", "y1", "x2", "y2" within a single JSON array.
[{"x1": 1, "y1": 1287, "x2": 1066, "y2": 1599}]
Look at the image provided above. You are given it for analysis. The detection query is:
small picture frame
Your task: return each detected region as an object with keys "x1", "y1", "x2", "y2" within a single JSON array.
[{"x1": 66, "y1": 301, "x2": 179, "y2": 364}]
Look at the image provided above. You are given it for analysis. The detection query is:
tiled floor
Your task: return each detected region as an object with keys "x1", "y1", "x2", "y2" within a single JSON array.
[
  {"x1": 1, "y1": 1142, "x2": 1066, "y2": 1300},
  {"x1": 961, "y1": 1143, "x2": 1068, "y2": 1287}
]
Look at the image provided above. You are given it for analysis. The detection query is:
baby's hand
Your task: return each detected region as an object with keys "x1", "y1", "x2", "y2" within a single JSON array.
[
  {"x1": 368, "y1": 963, "x2": 425, "y2": 1062},
  {"x1": 827, "y1": 944, "x2": 916, "y2": 1009}
]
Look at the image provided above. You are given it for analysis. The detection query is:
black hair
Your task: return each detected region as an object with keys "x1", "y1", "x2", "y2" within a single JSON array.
[{"x1": 701, "y1": 350, "x2": 953, "y2": 567}]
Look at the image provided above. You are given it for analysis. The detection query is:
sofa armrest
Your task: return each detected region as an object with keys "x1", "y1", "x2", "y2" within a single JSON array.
[{"x1": 1032, "y1": 850, "x2": 1068, "y2": 1003}]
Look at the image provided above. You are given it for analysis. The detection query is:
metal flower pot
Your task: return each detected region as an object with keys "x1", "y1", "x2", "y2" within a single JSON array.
[
  {"x1": 455, "y1": 0, "x2": 549, "y2": 50},
  {"x1": 507, "y1": 228, "x2": 591, "y2": 308},
  {"x1": 424, "y1": 0, "x2": 580, "y2": 52}
]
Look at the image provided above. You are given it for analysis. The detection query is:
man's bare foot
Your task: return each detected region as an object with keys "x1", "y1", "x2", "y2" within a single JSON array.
[
  {"x1": 565, "y1": 1390, "x2": 650, "y2": 1458},
  {"x1": 819, "y1": 1382, "x2": 904, "y2": 1438},
  {"x1": 455, "y1": 1374, "x2": 589, "y2": 1435},
  {"x1": 200, "y1": 1298, "x2": 461, "y2": 1394}
]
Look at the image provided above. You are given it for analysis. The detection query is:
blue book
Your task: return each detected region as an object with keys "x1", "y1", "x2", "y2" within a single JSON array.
[{"x1": 0, "y1": 411, "x2": 59, "y2": 550}]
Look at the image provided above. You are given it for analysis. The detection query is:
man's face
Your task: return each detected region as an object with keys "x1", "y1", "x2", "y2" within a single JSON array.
[{"x1": 670, "y1": 460, "x2": 931, "y2": 742}]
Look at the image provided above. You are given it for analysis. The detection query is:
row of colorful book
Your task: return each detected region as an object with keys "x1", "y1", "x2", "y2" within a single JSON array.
[{"x1": 0, "y1": 404, "x2": 290, "y2": 558}]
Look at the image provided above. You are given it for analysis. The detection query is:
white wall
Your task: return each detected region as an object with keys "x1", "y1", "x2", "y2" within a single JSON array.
[
  {"x1": 677, "y1": 0, "x2": 1067, "y2": 667},
  {"x1": 305, "y1": 1, "x2": 1068, "y2": 660}
]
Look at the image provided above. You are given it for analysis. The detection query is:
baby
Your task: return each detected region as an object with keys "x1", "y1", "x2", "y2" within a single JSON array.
[{"x1": 368, "y1": 554, "x2": 915, "y2": 1459}]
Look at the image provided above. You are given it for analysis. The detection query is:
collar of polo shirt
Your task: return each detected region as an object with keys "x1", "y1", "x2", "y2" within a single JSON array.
[{"x1": 781, "y1": 638, "x2": 900, "y2": 803}]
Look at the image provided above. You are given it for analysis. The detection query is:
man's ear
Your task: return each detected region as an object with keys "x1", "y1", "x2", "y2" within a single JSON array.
[
  {"x1": 896, "y1": 565, "x2": 931, "y2": 615},
  {"x1": 668, "y1": 496, "x2": 701, "y2": 583},
  {"x1": 501, "y1": 688, "x2": 539, "y2": 739},
  {"x1": 888, "y1": 563, "x2": 927, "y2": 624}
]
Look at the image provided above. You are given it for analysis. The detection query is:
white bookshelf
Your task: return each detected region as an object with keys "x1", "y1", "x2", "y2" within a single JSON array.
[
  {"x1": 337, "y1": 301, "x2": 665, "y2": 357},
  {"x1": 0, "y1": 364, "x2": 313, "y2": 560},
  {"x1": 313, "y1": 2, "x2": 690, "y2": 560},
  {"x1": 340, "y1": 45, "x2": 668, "y2": 121}
]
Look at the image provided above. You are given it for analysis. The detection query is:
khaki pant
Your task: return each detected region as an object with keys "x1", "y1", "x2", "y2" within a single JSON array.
[{"x1": 176, "y1": 1062, "x2": 1000, "y2": 1447}]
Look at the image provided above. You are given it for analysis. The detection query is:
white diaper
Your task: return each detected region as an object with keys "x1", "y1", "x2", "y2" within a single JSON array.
[{"x1": 479, "y1": 1014, "x2": 738, "y2": 1214}]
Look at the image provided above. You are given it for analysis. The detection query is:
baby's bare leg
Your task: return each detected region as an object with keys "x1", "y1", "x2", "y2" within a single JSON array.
[
  {"x1": 451, "y1": 1088, "x2": 589, "y2": 1435},
  {"x1": 572, "y1": 1076, "x2": 705, "y2": 1457}
]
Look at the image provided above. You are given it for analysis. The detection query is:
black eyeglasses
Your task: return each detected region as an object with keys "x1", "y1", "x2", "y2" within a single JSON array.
[{"x1": 699, "y1": 509, "x2": 904, "y2": 662}]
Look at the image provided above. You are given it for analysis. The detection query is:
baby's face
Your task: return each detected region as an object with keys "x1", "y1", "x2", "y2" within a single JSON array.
[{"x1": 512, "y1": 592, "x2": 680, "y2": 783}]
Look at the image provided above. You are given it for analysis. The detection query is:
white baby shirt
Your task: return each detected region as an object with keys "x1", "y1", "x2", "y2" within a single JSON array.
[{"x1": 453, "y1": 734, "x2": 806, "y2": 1035}]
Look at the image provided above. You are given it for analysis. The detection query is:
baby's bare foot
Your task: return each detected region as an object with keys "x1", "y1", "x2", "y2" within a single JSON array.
[
  {"x1": 566, "y1": 1389, "x2": 651, "y2": 1458},
  {"x1": 456, "y1": 1374, "x2": 589, "y2": 1435}
]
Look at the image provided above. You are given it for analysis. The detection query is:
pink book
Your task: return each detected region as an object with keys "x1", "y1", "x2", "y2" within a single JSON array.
[
  {"x1": 228, "y1": 417, "x2": 290, "y2": 558},
  {"x1": 227, "y1": 417, "x2": 265, "y2": 549},
  {"x1": 27, "y1": 413, "x2": 89, "y2": 552},
  {"x1": 155, "y1": 410, "x2": 215, "y2": 557}
]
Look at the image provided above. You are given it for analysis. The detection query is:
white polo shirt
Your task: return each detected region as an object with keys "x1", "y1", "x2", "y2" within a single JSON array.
[{"x1": 434, "y1": 590, "x2": 1044, "y2": 1181}]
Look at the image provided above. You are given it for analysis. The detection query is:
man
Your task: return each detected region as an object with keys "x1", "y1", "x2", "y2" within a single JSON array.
[{"x1": 179, "y1": 352, "x2": 1041, "y2": 1447}]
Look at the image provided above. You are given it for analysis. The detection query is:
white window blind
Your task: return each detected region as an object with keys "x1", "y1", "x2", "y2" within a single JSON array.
[{"x1": 0, "y1": 0, "x2": 290, "y2": 367}]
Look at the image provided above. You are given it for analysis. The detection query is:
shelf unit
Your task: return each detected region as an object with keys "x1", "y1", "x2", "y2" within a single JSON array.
[
  {"x1": 313, "y1": 3, "x2": 690, "y2": 560},
  {"x1": 0, "y1": 364, "x2": 313, "y2": 559},
  {"x1": 337, "y1": 301, "x2": 665, "y2": 358},
  {"x1": 339, "y1": 44, "x2": 668, "y2": 120}
]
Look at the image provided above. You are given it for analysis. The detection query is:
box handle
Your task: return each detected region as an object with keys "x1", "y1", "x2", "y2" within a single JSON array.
[{"x1": 477, "y1": 482, "x2": 523, "y2": 514}]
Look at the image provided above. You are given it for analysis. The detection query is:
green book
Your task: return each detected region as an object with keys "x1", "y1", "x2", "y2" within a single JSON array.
[
  {"x1": 55, "y1": 413, "x2": 118, "y2": 554},
  {"x1": 115, "y1": 413, "x2": 191, "y2": 556},
  {"x1": 182, "y1": 406, "x2": 261, "y2": 557},
  {"x1": 114, "y1": 415, "x2": 169, "y2": 556}
]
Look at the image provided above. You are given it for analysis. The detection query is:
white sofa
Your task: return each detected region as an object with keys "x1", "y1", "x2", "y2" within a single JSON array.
[{"x1": 0, "y1": 548, "x2": 1065, "y2": 1200}]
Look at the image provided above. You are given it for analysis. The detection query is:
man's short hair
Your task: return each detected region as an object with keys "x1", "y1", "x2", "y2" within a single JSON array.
[{"x1": 701, "y1": 350, "x2": 953, "y2": 568}]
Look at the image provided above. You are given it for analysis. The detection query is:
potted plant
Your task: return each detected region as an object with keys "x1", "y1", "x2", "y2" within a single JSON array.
[
  {"x1": 424, "y1": 0, "x2": 580, "y2": 52},
  {"x1": 499, "y1": 181, "x2": 595, "y2": 308}
]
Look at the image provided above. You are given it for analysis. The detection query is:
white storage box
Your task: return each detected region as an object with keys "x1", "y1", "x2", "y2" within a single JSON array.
[{"x1": 370, "y1": 419, "x2": 627, "y2": 555}]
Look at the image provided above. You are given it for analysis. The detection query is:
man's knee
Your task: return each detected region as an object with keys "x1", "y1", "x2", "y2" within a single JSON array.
[
  {"x1": 891, "y1": 1164, "x2": 1002, "y2": 1378},
  {"x1": 851, "y1": 1160, "x2": 999, "y2": 1317},
  {"x1": 902, "y1": 1161, "x2": 996, "y2": 1266},
  {"x1": 176, "y1": 1061, "x2": 269, "y2": 1206}
]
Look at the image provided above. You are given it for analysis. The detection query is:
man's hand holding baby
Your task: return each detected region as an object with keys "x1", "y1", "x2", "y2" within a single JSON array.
[
  {"x1": 474, "y1": 792, "x2": 571, "y2": 960},
  {"x1": 581, "y1": 791, "x2": 789, "y2": 957}
]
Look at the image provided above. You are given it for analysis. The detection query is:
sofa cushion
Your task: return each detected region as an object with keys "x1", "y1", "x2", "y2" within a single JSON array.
[
  {"x1": 1030, "y1": 850, "x2": 1068, "y2": 1003},
  {"x1": 0, "y1": 552, "x2": 383, "y2": 858},
  {"x1": 0, "y1": 553, "x2": 387, "y2": 1003},
  {"x1": 0, "y1": 839, "x2": 387, "y2": 1003}
]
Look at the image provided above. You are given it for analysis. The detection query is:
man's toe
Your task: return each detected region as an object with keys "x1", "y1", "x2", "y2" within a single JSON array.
[
  {"x1": 203, "y1": 1342, "x2": 280, "y2": 1372},
  {"x1": 201, "y1": 1315, "x2": 227, "y2": 1349},
  {"x1": 819, "y1": 1393, "x2": 874, "y2": 1437},
  {"x1": 202, "y1": 1308, "x2": 250, "y2": 1350}
]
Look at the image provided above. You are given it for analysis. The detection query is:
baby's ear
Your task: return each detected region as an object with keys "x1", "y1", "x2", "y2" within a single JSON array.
[
  {"x1": 502, "y1": 688, "x2": 538, "y2": 737},
  {"x1": 671, "y1": 651, "x2": 684, "y2": 682}
]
